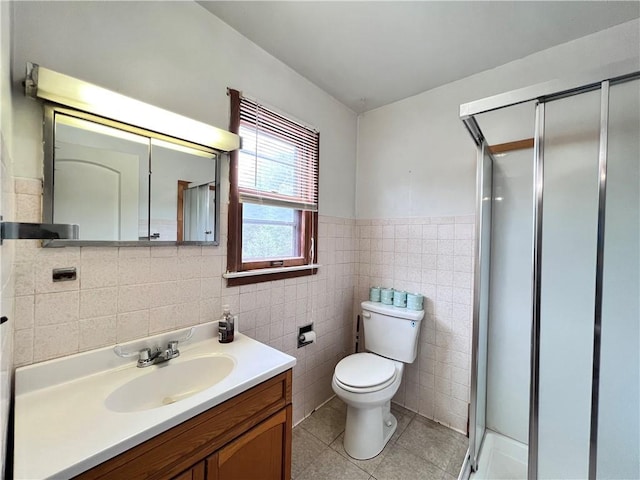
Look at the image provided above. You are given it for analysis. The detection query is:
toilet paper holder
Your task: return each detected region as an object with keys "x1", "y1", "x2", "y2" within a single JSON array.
[{"x1": 297, "y1": 324, "x2": 315, "y2": 348}]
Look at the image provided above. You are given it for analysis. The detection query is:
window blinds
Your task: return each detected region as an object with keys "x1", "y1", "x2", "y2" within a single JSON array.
[{"x1": 238, "y1": 96, "x2": 319, "y2": 212}]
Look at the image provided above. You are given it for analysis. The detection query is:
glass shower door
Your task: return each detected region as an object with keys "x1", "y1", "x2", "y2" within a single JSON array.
[
  {"x1": 596, "y1": 78, "x2": 640, "y2": 479},
  {"x1": 537, "y1": 77, "x2": 640, "y2": 480},
  {"x1": 537, "y1": 89, "x2": 601, "y2": 479},
  {"x1": 470, "y1": 141, "x2": 492, "y2": 468}
]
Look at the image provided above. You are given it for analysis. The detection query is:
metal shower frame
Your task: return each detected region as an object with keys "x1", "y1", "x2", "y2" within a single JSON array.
[{"x1": 458, "y1": 59, "x2": 640, "y2": 480}]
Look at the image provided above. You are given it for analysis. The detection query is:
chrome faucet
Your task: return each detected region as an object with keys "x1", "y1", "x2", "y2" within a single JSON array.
[{"x1": 137, "y1": 341, "x2": 180, "y2": 368}]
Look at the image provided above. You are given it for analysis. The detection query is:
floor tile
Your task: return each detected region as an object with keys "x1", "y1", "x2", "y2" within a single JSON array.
[
  {"x1": 297, "y1": 448, "x2": 370, "y2": 480},
  {"x1": 446, "y1": 436, "x2": 469, "y2": 477},
  {"x1": 371, "y1": 444, "x2": 446, "y2": 480},
  {"x1": 330, "y1": 432, "x2": 392, "y2": 475},
  {"x1": 389, "y1": 408, "x2": 413, "y2": 444},
  {"x1": 390, "y1": 401, "x2": 416, "y2": 420},
  {"x1": 326, "y1": 396, "x2": 348, "y2": 415},
  {"x1": 292, "y1": 428, "x2": 329, "y2": 479},
  {"x1": 394, "y1": 416, "x2": 460, "y2": 470},
  {"x1": 293, "y1": 398, "x2": 468, "y2": 480},
  {"x1": 298, "y1": 403, "x2": 346, "y2": 444}
]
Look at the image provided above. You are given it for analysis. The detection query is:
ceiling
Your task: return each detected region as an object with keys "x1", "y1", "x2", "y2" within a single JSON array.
[{"x1": 199, "y1": 1, "x2": 640, "y2": 113}]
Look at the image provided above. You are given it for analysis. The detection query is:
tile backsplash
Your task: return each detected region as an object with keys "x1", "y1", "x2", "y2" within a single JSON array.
[
  {"x1": 12, "y1": 177, "x2": 357, "y2": 424},
  {"x1": 354, "y1": 216, "x2": 474, "y2": 434},
  {"x1": 12, "y1": 177, "x2": 474, "y2": 432}
]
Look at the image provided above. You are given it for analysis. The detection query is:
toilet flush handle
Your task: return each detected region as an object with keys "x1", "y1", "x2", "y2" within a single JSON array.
[{"x1": 362, "y1": 312, "x2": 371, "y2": 318}]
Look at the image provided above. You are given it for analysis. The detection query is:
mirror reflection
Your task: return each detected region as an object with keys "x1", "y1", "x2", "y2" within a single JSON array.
[
  {"x1": 54, "y1": 115, "x2": 149, "y2": 241},
  {"x1": 150, "y1": 140, "x2": 216, "y2": 242},
  {"x1": 48, "y1": 109, "x2": 218, "y2": 245}
]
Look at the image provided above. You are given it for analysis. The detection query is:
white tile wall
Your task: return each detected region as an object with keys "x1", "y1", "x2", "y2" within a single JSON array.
[
  {"x1": 12, "y1": 178, "x2": 474, "y2": 433},
  {"x1": 12, "y1": 178, "x2": 358, "y2": 424},
  {"x1": 0, "y1": 129, "x2": 16, "y2": 476},
  {"x1": 355, "y1": 216, "x2": 474, "y2": 434}
]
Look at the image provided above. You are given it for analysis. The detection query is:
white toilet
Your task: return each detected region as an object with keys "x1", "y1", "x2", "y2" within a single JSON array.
[{"x1": 332, "y1": 300, "x2": 424, "y2": 460}]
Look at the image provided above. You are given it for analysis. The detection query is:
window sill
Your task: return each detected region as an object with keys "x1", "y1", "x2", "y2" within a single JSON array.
[{"x1": 223, "y1": 264, "x2": 321, "y2": 286}]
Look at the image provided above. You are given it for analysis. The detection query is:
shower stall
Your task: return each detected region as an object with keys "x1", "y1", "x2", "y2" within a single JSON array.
[{"x1": 459, "y1": 62, "x2": 639, "y2": 480}]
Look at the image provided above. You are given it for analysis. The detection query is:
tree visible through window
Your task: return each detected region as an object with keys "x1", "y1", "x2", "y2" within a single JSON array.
[
  {"x1": 227, "y1": 89, "x2": 319, "y2": 285},
  {"x1": 242, "y1": 203, "x2": 298, "y2": 260}
]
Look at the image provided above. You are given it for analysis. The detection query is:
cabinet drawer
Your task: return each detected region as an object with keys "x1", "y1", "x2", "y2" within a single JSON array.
[{"x1": 76, "y1": 370, "x2": 292, "y2": 480}]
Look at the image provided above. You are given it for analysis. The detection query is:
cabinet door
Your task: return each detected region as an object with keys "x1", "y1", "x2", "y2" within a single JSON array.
[
  {"x1": 208, "y1": 406, "x2": 292, "y2": 480},
  {"x1": 173, "y1": 461, "x2": 205, "y2": 480}
]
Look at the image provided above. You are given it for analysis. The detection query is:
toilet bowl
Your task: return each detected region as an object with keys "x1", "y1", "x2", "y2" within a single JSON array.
[
  {"x1": 332, "y1": 301, "x2": 424, "y2": 460},
  {"x1": 332, "y1": 353, "x2": 404, "y2": 459}
]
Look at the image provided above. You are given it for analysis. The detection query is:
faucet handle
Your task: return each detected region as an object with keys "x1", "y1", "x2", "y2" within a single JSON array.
[
  {"x1": 137, "y1": 347, "x2": 155, "y2": 368},
  {"x1": 168, "y1": 341, "x2": 179, "y2": 353}
]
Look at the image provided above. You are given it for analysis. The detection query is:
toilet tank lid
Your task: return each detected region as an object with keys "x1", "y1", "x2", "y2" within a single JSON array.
[{"x1": 361, "y1": 301, "x2": 424, "y2": 321}]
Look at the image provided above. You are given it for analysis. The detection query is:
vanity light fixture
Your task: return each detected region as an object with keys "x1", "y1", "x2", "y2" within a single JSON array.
[{"x1": 25, "y1": 62, "x2": 240, "y2": 152}]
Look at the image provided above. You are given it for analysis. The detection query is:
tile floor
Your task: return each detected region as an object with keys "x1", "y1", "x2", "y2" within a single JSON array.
[{"x1": 293, "y1": 397, "x2": 468, "y2": 480}]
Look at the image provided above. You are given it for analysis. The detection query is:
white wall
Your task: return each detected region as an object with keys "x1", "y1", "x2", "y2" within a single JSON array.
[
  {"x1": 8, "y1": 0, "x2": 358, "y2": 430},
  {"x1": 0, "y1": 1, "x2": 15, "y2": 476},
  {"x1": 11, "y1": 0, "x2": 357, "y2": 219},
  {"x1": 355, "y1": 19, "x2": 640, "y2": 219},
  {"x1": 355, "y1": 17, "x2": 639, "y2": 444}
]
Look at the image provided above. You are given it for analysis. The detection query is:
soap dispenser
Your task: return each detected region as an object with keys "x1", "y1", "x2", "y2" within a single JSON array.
[{"x1": 218, "y1": 305, "x2": 235, "y2": 343}]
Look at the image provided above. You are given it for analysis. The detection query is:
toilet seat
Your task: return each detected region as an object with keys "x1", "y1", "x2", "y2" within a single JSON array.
[{"x1": 334, "y1": 353, "x2": 398, "y2": 393}]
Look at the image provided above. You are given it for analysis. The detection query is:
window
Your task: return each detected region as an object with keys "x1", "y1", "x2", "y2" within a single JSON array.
[{"x1": 226, "y1": 89, "x2": 319, "y2": 285}]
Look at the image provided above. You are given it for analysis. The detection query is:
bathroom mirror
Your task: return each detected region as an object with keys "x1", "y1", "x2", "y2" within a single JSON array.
[{"x1": 43, "y1": 106, "x2": 220, "y2": 246}]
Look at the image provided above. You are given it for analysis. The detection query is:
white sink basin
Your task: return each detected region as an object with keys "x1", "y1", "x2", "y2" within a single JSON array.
[
  {"x1": 106, "y1": 355, "x2": 235, "y2": 412},
  {"x1": 14, "y1": 322, "x2": 296, "y2": 480}
]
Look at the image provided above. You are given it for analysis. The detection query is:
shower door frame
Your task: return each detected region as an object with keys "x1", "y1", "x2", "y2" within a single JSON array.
[
  {"x1": 468, "y1": 139, "x2": 493, "y2": 472},
  {"x1": 459, "y1": 60, "x2": 640, "y2": 480}
]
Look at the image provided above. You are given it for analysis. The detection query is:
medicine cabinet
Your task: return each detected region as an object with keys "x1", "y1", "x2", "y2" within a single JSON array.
[{"x1": 26, "y1": 62, "x2": 240, "y2": 246}]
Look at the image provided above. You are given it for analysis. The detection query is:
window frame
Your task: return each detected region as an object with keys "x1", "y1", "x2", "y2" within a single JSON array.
[{"x1": 226, "y1": 89, "x2": 318, "y2": 286}]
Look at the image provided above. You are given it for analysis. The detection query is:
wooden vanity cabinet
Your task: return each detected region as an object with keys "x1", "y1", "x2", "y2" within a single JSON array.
[
  {"x1": 172, "y1": 462, "x2": 205, "y2": 480},
  {"x1": 75, "y1": 370, "x2": 292, "y2": 480},
  {"x1": 207, "y1": 407, "x2": 289, "y2": 479}
]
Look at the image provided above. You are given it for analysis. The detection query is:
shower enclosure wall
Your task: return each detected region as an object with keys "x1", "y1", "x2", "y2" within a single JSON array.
[{"x1": 460, "y1": 62, "x2": 640, "y2": 479}]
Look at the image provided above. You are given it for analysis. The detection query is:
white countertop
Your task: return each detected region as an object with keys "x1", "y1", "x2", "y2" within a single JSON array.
[{"x1": 14, "y1": 322, "x2": 296, "y2": 479}]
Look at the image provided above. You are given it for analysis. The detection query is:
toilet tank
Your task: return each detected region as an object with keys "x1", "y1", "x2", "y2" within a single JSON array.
[{"x1": 361, "y1": 301, "x2": 425, "y2": 363}]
